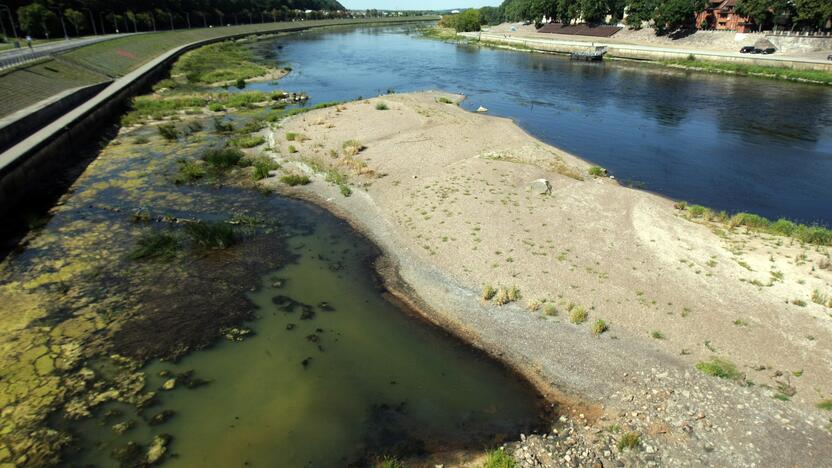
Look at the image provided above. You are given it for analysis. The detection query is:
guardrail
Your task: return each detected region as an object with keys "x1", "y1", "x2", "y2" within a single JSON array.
[{"x1": 0, "y1": 35, "x2": 130, "y2": 71}]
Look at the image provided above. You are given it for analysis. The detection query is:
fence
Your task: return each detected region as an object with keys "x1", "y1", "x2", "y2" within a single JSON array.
[{"x1": 0, "y1": 35, "x2": 129, "y2": 71}]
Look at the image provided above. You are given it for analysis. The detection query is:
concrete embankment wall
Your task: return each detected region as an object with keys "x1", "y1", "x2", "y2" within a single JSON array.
[
  {"x1": 766, "y1": 35, "x2": 832, "y2": 53},
  {"x1": 473, "y1": 33, "x2": 832, "y2": 72},
  {"x1": 0, "y1": 18, "x2": 434, "y2": 220},
  {"x1": 0, "y1": 81, "x2": 112, "y2": 154}
]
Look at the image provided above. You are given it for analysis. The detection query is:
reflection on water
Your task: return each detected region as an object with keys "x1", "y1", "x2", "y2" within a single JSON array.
[{"x1": 251, "y1": 25, "x2": 832, "y2": 224}]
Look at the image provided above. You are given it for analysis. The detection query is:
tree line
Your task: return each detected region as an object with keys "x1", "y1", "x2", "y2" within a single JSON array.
[
  {"x1": 444, "y1": 0, "x2": 831, "y2": 35},
  {"x1": 0, "y1": 0, "x2": 348, "y2": 39}
]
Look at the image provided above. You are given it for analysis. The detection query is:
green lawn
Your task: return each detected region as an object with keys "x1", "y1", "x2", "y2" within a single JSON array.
[{"x1": 664, "y1": 59, "x2": 832, "y2": 85}]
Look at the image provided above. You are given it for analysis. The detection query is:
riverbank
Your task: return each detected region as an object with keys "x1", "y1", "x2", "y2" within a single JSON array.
[
  {"x1": 264, "y1": 91, "x2": 832, "y2": 465},
  {"x1": 433, "y1": 27, "x2": 832, "y2": 85}
]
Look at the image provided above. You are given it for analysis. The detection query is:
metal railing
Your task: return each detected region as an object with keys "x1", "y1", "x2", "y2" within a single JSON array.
[{"x1": 0, "y1": 35, "x2": 129, "y2": 72}]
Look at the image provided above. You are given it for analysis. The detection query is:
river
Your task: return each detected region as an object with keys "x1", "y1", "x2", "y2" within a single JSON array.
[{"x1": 248, "y1": 24, "x2": 832, "y2": 226}]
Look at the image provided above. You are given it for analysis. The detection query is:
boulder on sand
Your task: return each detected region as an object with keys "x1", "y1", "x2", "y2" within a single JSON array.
[{"x1": 529, "y1": 178, "x2": 552, "y2": 195}]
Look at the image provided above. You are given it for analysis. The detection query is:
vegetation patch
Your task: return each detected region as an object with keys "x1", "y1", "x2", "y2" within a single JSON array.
[
  {"x1": 281, "y1": 174, "x2": 311, "y2": 186},
  {"x1": 664, "y1": 59, "x2": 832, "y2": 86},
  {"x1": 696, "y1": 357, "x2": 742, "y2": 380},
  {"x1": 817, "y1": 400, "x2": 832, "y2": 411},
  {"x1": 375, "y1": 102, "x2": 389, "y2": 110},
  {"x1": 184, "y1": 222, "x2": 235, "y2": 250},
  {"x1": 588, "y1": 166, "x2": 607, "y2": 177},
  {"x1": 591, "y1": 319, "x2": 608, "y2": 336},
  {"x1": 173, "y1": 41, "x2": 268, "y2": 84},
  {"x1": 251, "y1": 157, "x2": 280, "y2": 181},
  {"x1": 482, "y1": 448, "x2": 517, "y2": 468},
  {"x1": 129, "y1": 231, "x2": 180, "y2": 261},
  {"x1": 569, "y1": 307, "x2": 588, "y2": 324},
  {"x1": 482, "y1": 284, "x2": 497, "y2": 301},
  {"x1": 174, "y1": 160, "x2": 206, "y2": 184},
  {"x1": 494, "y1": 285, "x2": 521, "y2": 306},
  {"x1": 617, "y1": 432, "x2": 641, "y2": 451},
  {"x1": 233, "y1": 135, "x2": 266, "y2": 149},
  {"x1": 677, "y1": 203, "x2": 832, "y2": 247},
  {"x1": 202, "y1": 148, "x2": 244, "y2": 170},
  {"x1": 158, "y1": 124, "x2": 179, "y2": 141}
]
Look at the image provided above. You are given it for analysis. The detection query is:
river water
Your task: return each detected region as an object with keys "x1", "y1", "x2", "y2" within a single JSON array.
[{"x1": 250, "y1": 25, "x2": 832, "y2": 226}]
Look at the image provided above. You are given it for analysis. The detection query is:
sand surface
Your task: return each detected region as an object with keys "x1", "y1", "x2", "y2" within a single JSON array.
[{"x1": 261, "y1": 91, "x2": 832, "y2": 465}]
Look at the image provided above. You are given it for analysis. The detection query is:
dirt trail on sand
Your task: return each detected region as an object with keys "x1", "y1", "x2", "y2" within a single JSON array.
[{"x1": 262, "y1": 91, "x2": 832, "y2": 465}]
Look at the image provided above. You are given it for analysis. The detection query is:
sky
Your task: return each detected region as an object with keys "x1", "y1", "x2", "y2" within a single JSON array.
[{"x1": 341, "y1": 0, "x2": 501, "y2": 10}]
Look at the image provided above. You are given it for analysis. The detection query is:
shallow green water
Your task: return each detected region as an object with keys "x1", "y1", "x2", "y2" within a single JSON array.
[{"x1": 63, "y1": 205, "x2": 545, "y2": 467}]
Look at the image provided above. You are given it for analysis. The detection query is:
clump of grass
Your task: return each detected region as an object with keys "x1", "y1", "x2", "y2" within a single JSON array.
[
  {"x1": 339, "y1": 184, "x2": 352, "y2": 197},
  {"x1": 482, "y1": 284, "x2": 497, "y2": 301},
  {"x1": 233, "y1": 135, "x2": 266, "y2": 148},
  {"x1": 185, "y1": 222, "x2": 235, "y2": 249},
  {"x1": 213, "y1": 117, "x2": 234, "y2": 133},
  {"x1": 650, "y1": 330, "x2": 665, "y2": 340},
  {"x1": 133, "y1": 136, "x2": 150, "y2": 145},
  {"x1": 174, "y1": 160, "x2": 206, "y2": 184},
  {"x1": 591, "y1": 319, "x2": 608, "y2": 336},
  {"x1": 437, "y1": 96, "x2": 454, "y2": 104},
  {"x1": 526, "y1": 299, "x2": 541, "y2": 312},
  {"x1": 129, "y1": 231, "x2": 180, "y2": 261},
  {"x1": 374, "y1": 456, "x2": 403, "y2": 468},
  {"x1": 375, "y1": 102, "x2": 389, "y2": 110},
  {"x1": 280, "y1": 174, "x2": 311, "y2": 186},
  {"x1": 494, "y1": 285, "x2": 520, "y2": 306},
  {"x1": 286, "y1": 132, "x2": 299, "y2": 141},
  {"x1": 543, "y1": 303, "x2": 558, "y2": 316},
  {"x1": 791, "y1": 299, "x2": 807, "y2": 307},
  {"x1": 342, "y1": 139, "x2": 365, "y2": 157},
  {"x1": 816, "y1": 400, "x2": 832, "y2": 411},
  {"x1": 696, "y1": 357, "x2": 742, "y2": 380},
  {"x1": 235, "y1": 78, "x2": 246, "y2": 89},
  {"x1": 811, "y1": 290, "x2": 829, "y2": 306},
  {"x1": 251, "y1": 157, "x2": 280, "y2": 181},
  {"x1": 208, "y1": 102, "x2": 225, "y2": 112},
  {"x1": 588, "y1": 166, "x2": 606, "y2": 177},
  {"x1": 202, "y1": 147, "x2": 243, "y2": 170},
  {"x1": 569, "y1": 307, "x2": 588, "y2": 324},
  {"x1": 158, "y1": 124, "x2": 179, "y2": 141},
  {"x1": 482, "y1": 448, "x2": 517, "y2": 468},
  {"x1": 186, "y1": 121, "x2": 203, "y2": 134},
  {"x1": 617, "y1": 432, "x2": 641, "y2": 451},
  {"x1": 288, "y1": 145, "x2": 298, "y2": 154}
]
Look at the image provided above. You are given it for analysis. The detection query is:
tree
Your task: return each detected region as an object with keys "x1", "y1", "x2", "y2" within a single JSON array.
[
  {"x1": 624, "y1": 0, "x2": 659, "y2": 29},
  {"x1": 652, "y1": 0, "x2": 706, "y2": 34},
  {"x1": 64, "y1": 8, "x2": 85, "y2": 35},
  {"x1": 793, "y1": 0, "x2": 832, "y2": 29},
  {"x1": 580, "y1": 0, "x2": 608, "y2": 22},
  {"x1": 557, "y1": 0, "x2": 580, "y2": 24},
  {"x1": 18, "y1": 3, "x2": 54, "y2": 38}
]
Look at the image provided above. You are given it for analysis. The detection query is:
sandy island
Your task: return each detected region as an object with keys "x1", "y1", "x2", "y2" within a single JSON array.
[{"x1": 255, "y1": 91, "x2": 832, "y2": 466}]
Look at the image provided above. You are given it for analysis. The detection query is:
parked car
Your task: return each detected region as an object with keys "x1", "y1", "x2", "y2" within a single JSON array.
[
  {"x1": 762, "y1": 48, "x2": 776, "y2": 54},
  {"x1": 739, "y1": 46, "x2": 756, "y2": 53},
  {"x1": 828, "y1": 54, "x2": 832, "y2": 61}
]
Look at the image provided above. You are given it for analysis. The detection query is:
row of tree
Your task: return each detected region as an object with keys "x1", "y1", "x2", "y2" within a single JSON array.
[
  {"x1": 1, "y1": 0, "x2": 347, "y2": 39},
  {"x1": 449, "y1": 0, "x2": 831, "y2": 35}
]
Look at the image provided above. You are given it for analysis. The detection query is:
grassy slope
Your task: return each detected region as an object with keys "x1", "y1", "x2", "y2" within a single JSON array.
[{"x1": 0, "y1": 17, "x2": 436, "y2": 118}]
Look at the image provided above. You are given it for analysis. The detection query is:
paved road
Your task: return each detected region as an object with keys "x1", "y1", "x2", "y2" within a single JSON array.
[
  {"x1": 465, "y1": 31, "x2": 832, "y2": 68},
  {"x1": 0, "y1": 34, "x2": 134, "y2": 70}
]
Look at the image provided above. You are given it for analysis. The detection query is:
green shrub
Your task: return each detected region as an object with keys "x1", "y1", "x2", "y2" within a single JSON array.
[
  {"x1": 617, "y1": 432, "x2": 641, "y2": 451},
  {"x1": 817, "y1": 400, "x2": 832, "y2": 411},
  {"x1": 696, "y1": 358, "x2": 742, "y2": 380},
  {"x1": 588, "y1": 166, "x2": 606, "y2": 177},
  {"x1": 375, "y1": 102, "x2": 389, "y2": 110},
  {"x1": 152, "y1": 79, "x2": 178, "y2": 91},
  {"x1": 158, "y1": 124, "x2": 179, "y2": 141},
  {"x1": 286, "y1": 132, "x2": 298, "y2": 141},
  {"x1": 185, "y1": 222, "x2": 235, "y2": 249},
  {"x1": 591, "y1": 319, "x2": 608, "y2": 336},
  {"x1": 339, "y1": 184, "x2": 352, "y2": 197},
  {"x1": 288, "y1": 145, "x2": 298, "y2": 154},
  {"x1": 570, "y1": 307, "x2": 588, "y2": 324},
  {"x1": 233, "y1": 135, "x2": 266, "y2": 148},
  {"x1": 437, "y1": 97, "x2": 454, "y2": 104},
  {"x1": 280, "y1": 174, "x2": 310, "y2": 186},
  {"x1": 482, "y1": 284, "x2": 497, "y2": 301},
  {"x1": 129, "y1": 232, "x2": 180, "y2": 261},
  {"x1": 252, "y1": 158, "x2": 280, "y2": 181},
  {"x1": 208, "y1": 102, "x2": 225, "y2": 112},
  {"x1": 235, "y1": 78, "x2": 246, "y2": 89},
  {"x1": 730, "y1": 212, "x2": 771, "y2": 229},
  {"x1": 202, "y1": 147, "x2": 243, "y2": 170},
  {"x1": 133, "y1": 136, "x2": 150, "y2": 145},
  {"x1": 543, "y1": 304, "x2": 558, "y2": 316},
  {"x1": 213, "y1": 117, "x2": 234, "y2": 133},
  {"x1": 482, "y1": 449, "x2": 517, "y2": 468},
  {"x1": 769, "y1": 218, "x2": 797, "y2": 236},
  {"x1": 174, "y1": 160, "x2": 206, "y2": 184},
  {"x1": 650, "y1": 330, "x2": 665, "y2": 339}
]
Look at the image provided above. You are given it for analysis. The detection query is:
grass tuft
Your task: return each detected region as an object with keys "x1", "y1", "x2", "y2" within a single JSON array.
[
  {"x1": 569, "y1": 307, "x2": 588, "y2": 324},
  {"x1": 202, "y1": 147, "x2": 244, "y2": 170},
  {"x1": 591, "y1": 319, "x2": 608, "y2": 336},
  {"x1": 375, "y1": 102, "x2": 389, "y2": 110},
  {"x1": 617, "y1": 432, "x2": 641, "y2": 451},
  {"x1": 696, "y1": 357, "x2": 742, "y2": 380},
  {"x1": 816, "y1": 400, "x2": 832, "y2": 411},
  {"x1": 129, "y1": 232, "x2": 180, "y2": 261},
  {"x1": 482, "y1": 284, "x2": 497, "y2": 301},
  {"x1": 158, "y1": 124, "x2": 179, "y2": 141},
  {"x1": 174, "y1": 160, "x2": 206, "y2": 184},
  {"x1": 482, "y1": 448, "x2": 517, "y2": 468},
  {"x1": 233, "y1": 135, "x2": 266, "y2": 149},
  {"x1": 185, "y1": 222, "x2": 235, "y2": 249},
  {"x1": 281, "y1": 174, "x2": 311, "y2": 186}
]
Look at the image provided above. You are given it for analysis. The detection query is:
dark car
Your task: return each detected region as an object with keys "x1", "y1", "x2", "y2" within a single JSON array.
[
  {"x1": 828, "y1": 54, "x2": 832, "y2": 61},
  {"x1": 762, "y1": 47, "x2": 776, "y2": 54},
  {"x1": 740, "y1": 46, "x2": 756, "y2": 53}
]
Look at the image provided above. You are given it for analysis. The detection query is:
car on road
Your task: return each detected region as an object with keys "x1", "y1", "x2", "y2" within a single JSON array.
[
  {"x1": 762, "y1": 48, "x2": 776, "y2": 54},
  {"x1": 828, "y1": 54, "x2": 832, "y2": 61},
  {"x1": 739, "y1": 46, "x2": 756, "y2": 53}
]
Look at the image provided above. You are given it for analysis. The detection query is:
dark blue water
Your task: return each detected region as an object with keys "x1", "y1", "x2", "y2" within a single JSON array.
[{"x1": 250, "y1": 25, "x2": 832, "y2": 225}]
